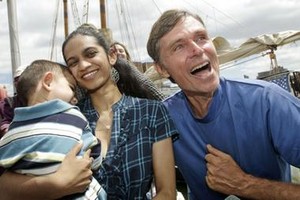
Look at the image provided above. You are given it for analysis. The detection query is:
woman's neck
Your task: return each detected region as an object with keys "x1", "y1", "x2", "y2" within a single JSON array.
[{"x1": 89, "y1": 84, "x2": 122, "y2": 112}]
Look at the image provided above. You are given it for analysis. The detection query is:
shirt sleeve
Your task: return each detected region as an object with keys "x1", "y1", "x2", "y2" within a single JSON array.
[{"x1": 151, "y1": 101, "x2": 179, "y2": 143}]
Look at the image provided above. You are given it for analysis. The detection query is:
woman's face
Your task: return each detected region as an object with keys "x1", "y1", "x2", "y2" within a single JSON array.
[
  {"x1": 115, "y1": 44, "x2": 128, "y2": 60},
  {"x1": 63, "y1": 35, "x2": 117, "y2": 92}
]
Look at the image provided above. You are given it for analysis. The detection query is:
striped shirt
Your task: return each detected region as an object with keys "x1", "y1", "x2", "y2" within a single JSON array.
[{"x1": 0, "y1": 99, "x2": 106, "y2": 200}]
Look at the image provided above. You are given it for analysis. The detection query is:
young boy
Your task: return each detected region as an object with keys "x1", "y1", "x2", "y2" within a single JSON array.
[{"x1": 0, "y1": 60, "x2": 106, "y2": 200}]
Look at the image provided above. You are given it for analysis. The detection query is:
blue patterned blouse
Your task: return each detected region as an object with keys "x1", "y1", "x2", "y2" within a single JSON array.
[{"x1": 78, "y1": 95, "x2": 178, "y2": 200}]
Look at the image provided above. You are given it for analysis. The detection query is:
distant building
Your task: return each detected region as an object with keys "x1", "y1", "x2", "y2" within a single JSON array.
[{"x1": 132, "y1": 61, "x2": 153, "y2": 73}]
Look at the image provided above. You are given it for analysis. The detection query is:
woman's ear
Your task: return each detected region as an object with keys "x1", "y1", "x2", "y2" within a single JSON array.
[
  {"x1": 108, "y1": 48, "x2": 117, "y2": 65},
  {"x1": 42, "y1": 72, "x2": 54, "y2": 91},
  {"x1": 154, "y1": 63, "x2": 170, "y2": 78}
]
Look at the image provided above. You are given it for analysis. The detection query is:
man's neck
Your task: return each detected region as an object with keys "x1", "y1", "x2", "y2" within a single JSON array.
[{"x1": 185, "y1": 92, "x2": 213, "y2": 118}]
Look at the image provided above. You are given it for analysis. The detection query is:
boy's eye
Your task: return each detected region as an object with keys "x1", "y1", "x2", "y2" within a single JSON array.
[{"x1": 69, "y1": 85, "x2": 75, "y2": 92}]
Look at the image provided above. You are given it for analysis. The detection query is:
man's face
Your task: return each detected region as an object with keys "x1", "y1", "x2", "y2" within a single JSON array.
[{"x1": 157, "y1": 16, "x2": 219, "y2": 96}]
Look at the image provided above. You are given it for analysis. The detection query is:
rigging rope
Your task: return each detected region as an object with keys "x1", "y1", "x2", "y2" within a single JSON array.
[
  {"x1": 82, "y1": 0, "x2": 89, "y2": 23},
  {"x1": 113, "y1": 0, "x2": 140, "y2": 61},
  {"x1": 151, "y1": 0, "x2": 162, "y2": 14},
  {"x1": 113, "y1": 0, "x2": 125, "y2": 42},
  {"x1": 199, "y1": 0, "x2": 246, "y2": 29},
  {"x1": 123, "y1": 0, "x2": 141, "y2": 61},
  {"x1": 70, "y1": 0, "x2": 81, "y2": 27},
  {"x1": 220, "y1": 54, "x2": 264, "y2": 70},
  {"x1": 49, "y1": 0, "x2": 60, "y2": 61}
]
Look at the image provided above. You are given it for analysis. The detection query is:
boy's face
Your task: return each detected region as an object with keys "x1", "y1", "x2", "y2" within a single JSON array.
[{"x1": 51, "y1": 70, "x2": 78, "y2": 105}]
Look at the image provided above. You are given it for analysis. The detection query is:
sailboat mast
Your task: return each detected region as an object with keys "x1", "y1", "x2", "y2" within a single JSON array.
[
  {"x1": 7, "y1": 0, "x2": 21, "y2": 82},
  {"x1": 99, "y1": 0, "x2": 112, "y2": 43},
  {"x1": 63, "y1": 0, "x2": 69, "y2": 38},
  {"x1": 99, "y1": 0, "x2": 106, "y2": 29}
]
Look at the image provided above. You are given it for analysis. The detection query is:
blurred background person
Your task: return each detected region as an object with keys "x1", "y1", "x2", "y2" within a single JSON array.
[
  {"x1": 111, "y1": 41, "x2": 132, "y2": 62},
  {"x1": 110, "y1": 41, "x2": 166, "y2": 100},
  {"x1": 0, "y1": 85, "x2": 8, "y2": 101},
  {"x1": 0, "y1": 64, "x2": 28, "y2": 138}
]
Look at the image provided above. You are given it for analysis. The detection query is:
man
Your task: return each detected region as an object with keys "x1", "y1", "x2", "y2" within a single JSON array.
[{"x1": 147, "y1": 9, "x2": 300, "y2": 200}]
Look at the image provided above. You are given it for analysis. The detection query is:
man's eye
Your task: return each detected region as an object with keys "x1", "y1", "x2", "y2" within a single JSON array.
[
  {"x1": 195, "y1": 36, "x2": 207, "y2": 43},
  {"x1": 174, "y1": 44, "x2": 183, "y2": 52}
]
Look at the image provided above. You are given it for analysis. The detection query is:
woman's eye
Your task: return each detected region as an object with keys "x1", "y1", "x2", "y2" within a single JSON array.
[
  {"x1": 68, "y1": 61, "x2": 77, "y2": 68},
  {"x1": 87, "y1": 51, "x2": 97, "y2": 58}
]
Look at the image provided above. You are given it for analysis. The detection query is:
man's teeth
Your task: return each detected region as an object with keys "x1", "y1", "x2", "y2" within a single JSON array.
[{"x1": 191, "y1": 62, "x2": 208, "y2": 73}]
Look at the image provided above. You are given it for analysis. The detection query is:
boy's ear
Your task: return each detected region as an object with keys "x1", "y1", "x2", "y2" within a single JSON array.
[
  {"x1": 154, "y1": 63, "x2": 170, "y2": 78},
  {"x1": 42, "y1": 72, "x2": 54, "y2": 91}
]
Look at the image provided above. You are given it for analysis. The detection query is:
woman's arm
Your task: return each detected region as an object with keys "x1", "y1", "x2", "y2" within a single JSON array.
[
  {"x1": 0, "y1": 143, "x2": 93, "y2": 200},
  {"x1": 152, "y1": 138, "x2": 176, "y2": 200}
]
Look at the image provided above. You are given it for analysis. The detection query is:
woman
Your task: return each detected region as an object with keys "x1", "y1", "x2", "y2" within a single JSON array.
[
  {"x1": 63, "y1": 23, "x2": 177, "y2": 199},
  {"x1": 109, "y1": 41, "x2": 166, "y2": 101},
  {"x1": 0, "y1": 24, "x2": 178, "y2": 200},
  {"x1": 111, "y1": 41, "x2": 131, "y2": 61}
]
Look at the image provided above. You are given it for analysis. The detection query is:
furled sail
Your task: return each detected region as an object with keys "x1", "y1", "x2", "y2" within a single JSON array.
[{"x1": 213, "y1": 30, "x2": 300, "y2": 65}]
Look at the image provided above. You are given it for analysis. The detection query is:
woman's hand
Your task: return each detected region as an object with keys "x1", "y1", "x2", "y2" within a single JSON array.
[{"x1": 50, "y1": 142, "x2": 94, "y2": 197}]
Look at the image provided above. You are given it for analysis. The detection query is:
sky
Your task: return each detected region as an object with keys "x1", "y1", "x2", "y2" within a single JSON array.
[{"x1": 1, "y1": 0, "x2": 300, "y2": 95}]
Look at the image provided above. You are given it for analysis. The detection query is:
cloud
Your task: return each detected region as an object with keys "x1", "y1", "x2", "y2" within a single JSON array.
[{"x1": 1, "y1": 0, "x2": 300, "y2": 87}]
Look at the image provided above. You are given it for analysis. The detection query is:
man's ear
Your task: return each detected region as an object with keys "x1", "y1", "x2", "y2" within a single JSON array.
[
  {"x1": 42, "y1": 72, "x2": 54, "y2": 91},
  {"x1": 154, "y1": 63, "x2": 170, "y2": 78}
]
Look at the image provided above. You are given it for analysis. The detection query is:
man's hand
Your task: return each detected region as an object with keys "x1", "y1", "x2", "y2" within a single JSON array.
[{"x1": 205, "y1": 144, "x2": 249, "y2": 195}]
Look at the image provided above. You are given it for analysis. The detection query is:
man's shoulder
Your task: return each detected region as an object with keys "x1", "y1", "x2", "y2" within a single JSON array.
[
  {"x1": 162, "y1": 90, "x2": 185, "y2": 108},
  {"x1": 222, "y1": 77, "x2": 270, "y2": 87},
  {"x1": 221, "y1": 77, "x2": 279, "y2": 94}
]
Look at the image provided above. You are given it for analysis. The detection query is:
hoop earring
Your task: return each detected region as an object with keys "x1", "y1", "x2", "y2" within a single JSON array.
[{"x1": 111, "y1": 67, "x2": 120, "y2": 83}]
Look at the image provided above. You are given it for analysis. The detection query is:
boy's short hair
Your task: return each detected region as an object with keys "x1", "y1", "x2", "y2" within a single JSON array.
[{"x1": 17, "y1": 60, "x2": 68, "y2": 105}]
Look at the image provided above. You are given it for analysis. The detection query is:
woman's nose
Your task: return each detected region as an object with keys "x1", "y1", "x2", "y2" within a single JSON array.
[{"x1": 78, "y1": 59, "x2": 91, "y2": 70}]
